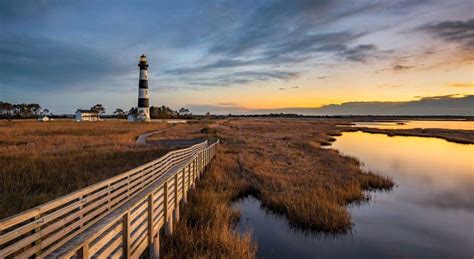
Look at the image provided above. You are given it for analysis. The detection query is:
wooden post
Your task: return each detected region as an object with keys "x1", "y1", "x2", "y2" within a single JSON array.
[
  {"x1": 182, "y1": 167, "x2": 187, "y2": 204},
  {"x1": 107, "y1": 184, "x2": 111, "y2": 211},
  {"x1": 173, "y1": 206, "x2": 180, "y2": 224},
  {"x1": 127, "y1": 175, "x2": 130, "y2": 198},
  {"x1": 77, "y1": 243, "x2": 89, "y2": 259},
  {"x1": 34, "y1": 215, "x2": 41, "y2": 257},
  {"x1": 150, "y1": 235, "x2": 160, "y2": 259},
  {"x1": 173, "y1": 174, "x2": 179, "y2": 222},
  {"x1": 174, "y1": 174, "x2": 179, "y2": 205},
  {"x1": 191, "y1": 162, "x2": 196, "y2": 190},
  {"x1": 187, "y1": 162, "x2": 192, "y2": 193},
  {"x1": 163, "y1": 181, "x2": 168, "y2": 223},
  {"x1": 197, "y1": 163, "x2": 201, "y2": 180},
  {"x1": 148, "y1": 194, "x2": 154, "y2": 245},
  {"x1": 123, "y1": 212, "x2": 130, "y2": 258},
  {"x1": 165, "y1": 214, "x2": 173, "y2": 236},
  {"x1": 164, "y1": 181, "x2": 173, "y2": 236},
  {"x1": 79, "y1": 196, "x2": 84, "y2": 228}
]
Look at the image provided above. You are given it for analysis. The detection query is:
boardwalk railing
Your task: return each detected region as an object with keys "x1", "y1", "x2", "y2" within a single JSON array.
[{"x1": 0, "y1": 139, "x2": 219, "y2": 258}]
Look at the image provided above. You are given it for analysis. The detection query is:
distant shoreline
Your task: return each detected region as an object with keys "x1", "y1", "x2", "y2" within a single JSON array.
[{"x1": 1, "y1": 115, "x2": 474, "y2": 121}]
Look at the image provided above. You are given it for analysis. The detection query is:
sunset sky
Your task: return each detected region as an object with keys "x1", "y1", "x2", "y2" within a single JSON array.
[{"x1": 1, "y1": 0, "x2": 473, "y2": 114}]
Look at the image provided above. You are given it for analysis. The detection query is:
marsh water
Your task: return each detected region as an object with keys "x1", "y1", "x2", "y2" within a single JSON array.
[
  {"x1": 353, "y1": 120, "x2": 474, "y2": 130},
  {"x1": 233, "y1": 131, "x2": 474, "y2": 258}
]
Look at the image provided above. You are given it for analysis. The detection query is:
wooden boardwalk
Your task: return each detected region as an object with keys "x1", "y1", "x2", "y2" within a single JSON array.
[{"x1": 0, "y1": 139, "x2": 219, "y2": 258}]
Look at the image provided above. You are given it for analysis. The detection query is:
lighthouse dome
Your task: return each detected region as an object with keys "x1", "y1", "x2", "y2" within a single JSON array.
[{"x1": 140, "y1": 55, "x2": 147, "y2": 62}]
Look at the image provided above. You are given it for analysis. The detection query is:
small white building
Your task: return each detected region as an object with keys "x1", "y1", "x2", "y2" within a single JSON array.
[
  {"x1": 37, "y1": 116, "x2": 50, "y2": 122},
  {"x1": 75, "y1": 110, "x2": 100, "y2": 122},
  {"x1": 127, "y1": 114, "x2": 137, "y2": 122}
]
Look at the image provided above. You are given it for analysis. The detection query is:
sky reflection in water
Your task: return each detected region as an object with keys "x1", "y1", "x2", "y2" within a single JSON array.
[
  {"x1": 234, "y1": 132, "x2": 474, "y2": 258},
  {"x1": 353, "y1": 120, "x2": 474, "y2": 130}
]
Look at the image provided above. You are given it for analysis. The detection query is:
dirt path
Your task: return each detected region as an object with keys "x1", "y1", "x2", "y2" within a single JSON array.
[{"x1": 135, "y1": 127, "x2": 171, "y2": 145}]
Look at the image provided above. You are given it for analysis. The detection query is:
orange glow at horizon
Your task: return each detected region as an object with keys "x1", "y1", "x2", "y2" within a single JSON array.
[{"x1": 168, "y1": 58, "x2": 473, "y2": 110}]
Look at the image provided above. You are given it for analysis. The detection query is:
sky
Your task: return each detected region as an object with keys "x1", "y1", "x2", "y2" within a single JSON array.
[{"x1": 1, "y1": 0, "x2": 473, "y2": 115}]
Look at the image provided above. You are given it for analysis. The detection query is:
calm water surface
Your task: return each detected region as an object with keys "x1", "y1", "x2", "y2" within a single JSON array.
[
  {"x1": 233, "y1": 132, "x2": 474, "y2": 258},
  {"x1": 353, "y1": 120, "x2": 474, "y2": 130}
]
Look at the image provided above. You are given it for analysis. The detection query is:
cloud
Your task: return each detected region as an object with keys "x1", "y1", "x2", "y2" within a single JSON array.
[
  {"x1": 392, "y1": 64, "x2": 414, "y2": 71},
  {"x1": 184, "y1": 70, "x2": 299, "y2": 88},
  {"x1": 0, "y1": 34, "x2": 128, "y2": 92},
  {"x1": 417, "y1": 94, "x2": 462, "y2": 100},
  {"x1": 165, "y1": 31, "x2": 369, "y2": 76},
  {"x1": 279, "y1": 86, "x2": 299, "y2": 91},
  {"x1": 372, "y1": 63, "x2": 415, "y2": 74},
  {"x1": 216, "y1": 102, "x2": 240, "y2": 106},
  {"x1": 1, "y1": 0, "x2": 472, "y2": 113},
  {"x1": 419, "y1": 19, "x2": 474, "y2": 50},
  {"x1": 338, "y1": 44, "x2": 379, "y2": 62},
  {"x1": 447, "y1": 83, "x2": 474, "y2": 88},
  {"x1": 315, "y1": 95, "x2": 474, "y2": 115},
  {"x1": 162, "y1": 1, "x2": 401, "y2": 87},
  {"x1": 240, "y1": 95, "x2": 473, "y2": 115}
]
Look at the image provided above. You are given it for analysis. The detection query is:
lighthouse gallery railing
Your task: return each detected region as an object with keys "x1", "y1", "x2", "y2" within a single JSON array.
[{"x1": 0, "y1": 139, "x2": 219, "y2": 258}]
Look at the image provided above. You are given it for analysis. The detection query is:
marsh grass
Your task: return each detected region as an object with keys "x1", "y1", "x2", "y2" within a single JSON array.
[
  {"x1": 0, "y1": 120, "x2": 171, "y2": 218},
  {"x1": 1, "y1": 118, "x2": 394, "y2": 257},
  {"x1": 198, "y1": 119, "x2": 393, "y2": 233},
  {"x1": 161, "y1": 149, "x2": 257, "y2": 258},
  {"x1": 160, "y1": 118, "x2": 393, "y2": 258}
]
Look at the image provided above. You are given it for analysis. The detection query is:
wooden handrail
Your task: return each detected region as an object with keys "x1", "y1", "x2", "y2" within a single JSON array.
[{"x1": 0, "y1": 139, "x2": 219, "y2": 258}]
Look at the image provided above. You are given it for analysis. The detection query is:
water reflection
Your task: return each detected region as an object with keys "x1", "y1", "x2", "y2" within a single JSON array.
[
  {"x1": 353, "y1": 120, "x2": 474, "y2": 130},
  {"x1": 233, "y1": 132, "x2": 474, "y2": 258}
]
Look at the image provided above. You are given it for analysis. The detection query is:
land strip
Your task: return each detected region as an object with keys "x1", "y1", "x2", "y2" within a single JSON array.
[{"x1": 343, "y1": 127, "x2": 474, "y2": 144}]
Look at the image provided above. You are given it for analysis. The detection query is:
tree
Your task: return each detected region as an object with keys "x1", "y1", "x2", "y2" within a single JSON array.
[
  {"x1": 28, "y1": 103, "x2": 41, "y2": 117},
  {"x1": 41, "y1": 109, "x2": 50, "y2": 116},
  {"x1": 91, "y1": 104, "x2": 106, "y2": 115},
  {"x1": 149, "y1": 105, "x2": 177, "y2": 119},
  {"x1": 0, "y1": 102, "x2": 13, "y2": 117},
  {"x1": 178, "y1": 108, "x2": 191, "y2": 116},
  {"x1": 0, "y1": 102, "x2": 44, "y2": 118},
  {"x1": 113, "y1": 108, "x2": 126, "y2": 118},
  {"x1": 129, "y1": 107, "x2": 138, "y2": 115},
  {"x1": 16, "y1": 103, "x2": 30, "y2": 117}
]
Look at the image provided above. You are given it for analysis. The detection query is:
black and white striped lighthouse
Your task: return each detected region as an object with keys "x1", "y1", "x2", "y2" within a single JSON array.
[{"x1": 137, "y1": 54, "x2": 150, "y2": 121}]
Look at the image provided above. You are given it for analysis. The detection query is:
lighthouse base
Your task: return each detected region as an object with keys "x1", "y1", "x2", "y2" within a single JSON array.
[
  {"x1": 127, "y1": 113, "x2": 151, "y2": 122},
  {"x1": 136, "y1": 115, "x2": 151, "y2": 122},
  {"x1": 134, "y1": 108, "x2": 150, "y2": 122}
]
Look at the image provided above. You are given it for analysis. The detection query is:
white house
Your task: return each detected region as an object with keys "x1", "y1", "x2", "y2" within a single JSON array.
[
  {"x1": 37, "y1": 116, "x2": 50, "y2": 122},
  {"x1": 75, "y1": 110, "x2": 100, "y2": 122},
  {"x1": 127, "y1": 113, "x2": 137, "y2": 122}
]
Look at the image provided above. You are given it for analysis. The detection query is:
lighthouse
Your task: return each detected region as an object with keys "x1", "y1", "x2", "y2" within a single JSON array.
[{"x1": 137, "y1": 54, "x2": 150, "y2": 121}]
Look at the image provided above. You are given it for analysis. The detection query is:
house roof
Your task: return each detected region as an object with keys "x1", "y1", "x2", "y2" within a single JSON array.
[{"x1": 76, "y1": 109, "x2": 98, "y2": 113}]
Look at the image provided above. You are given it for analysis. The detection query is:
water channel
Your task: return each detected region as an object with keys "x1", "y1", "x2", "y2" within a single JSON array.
[{"x1": 233, "y1": 128, "x2": 474, "y2": 258}]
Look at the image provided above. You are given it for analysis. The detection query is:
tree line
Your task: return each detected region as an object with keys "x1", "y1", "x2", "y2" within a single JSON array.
[
  {"x1": 83, "y1": 104, "x2": 193, "y2": 119},
  {"x1": 1, "y1": 101, "x2": 198, "y2": 119},
  {"x1": 0, "y1": 102, "x2": 50, "y2": 118},
  {"x1": 126, "y1": 105, "x2": 193, "y2": 119}
]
